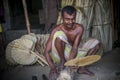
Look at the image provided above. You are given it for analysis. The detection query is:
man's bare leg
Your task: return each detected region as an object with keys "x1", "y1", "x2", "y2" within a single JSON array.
[
  {"x1": 77, "y1": 44, "x2": 100, "y2": 76},
  {"x1": 87, "y1": 43, "x2": 100, "y2": 56},
  {"x1": 77, "y1": 67, "x2": 94, "y2": 76},
  {"x1": 55, "y1": 37, "x2": 66, "y2": 71},
  {"x1": 49, "y1": 37, "x2": 66, "y2": 79}
]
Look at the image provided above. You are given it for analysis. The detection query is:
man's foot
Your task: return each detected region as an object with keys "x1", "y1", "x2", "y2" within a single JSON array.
[
  {"x1": 49, "y1": 68, "x2": 58, "y2": 80},
  {"x1": 77, "y1": 67, "x2": 94, "y2": 76}
]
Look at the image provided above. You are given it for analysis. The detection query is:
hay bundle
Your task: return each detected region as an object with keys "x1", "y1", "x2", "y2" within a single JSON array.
[
  {"x1": 6, "y1": 38, "x2": 38, "y2": 65},
  {"x1": 57, "y1": 68, "x2": 74, "y2": 80},
  {"x1": 36, "y1": 34, "x2": 49, "y2": 54}
]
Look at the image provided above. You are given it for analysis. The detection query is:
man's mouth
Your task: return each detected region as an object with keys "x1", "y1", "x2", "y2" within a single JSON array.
[{"x1": 67, "y1": 24, "x2": 73, "y2": 28}]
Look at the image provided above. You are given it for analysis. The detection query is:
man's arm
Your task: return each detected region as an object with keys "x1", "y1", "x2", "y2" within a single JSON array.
[
  {"x1": 44, "y1": 29, "x2": 56, "y2": 70},
  {"x1": 69, "y1": 25, "x2": 84, "y2": 59}
]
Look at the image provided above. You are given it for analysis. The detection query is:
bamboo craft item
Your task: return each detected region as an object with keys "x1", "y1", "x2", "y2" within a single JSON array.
[
  {"x1": 64, "y1": 55, "x2": 101, "y2": 67},
  {"x1": 6, "y1": 38, "x2": 38, "y2": 65},
  {"x1": 6, "y1": 33, "x2": 49, "y2": 66},
  {"x1": 30, "y1": 51, "x2": 48, "y2": 66}
]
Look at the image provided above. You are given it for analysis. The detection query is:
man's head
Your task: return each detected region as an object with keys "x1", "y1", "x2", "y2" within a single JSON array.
[
  {"x1": 61, "y1": 6, "x2": 76, "y2": 17},
  {"x1": 61, "y1": 6, "x2": 76, "y2": 29}
]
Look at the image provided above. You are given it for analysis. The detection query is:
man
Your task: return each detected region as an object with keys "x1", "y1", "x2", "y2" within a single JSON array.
[{"x1": 44, "y1": 6, "x2": 100, "y2": 78}]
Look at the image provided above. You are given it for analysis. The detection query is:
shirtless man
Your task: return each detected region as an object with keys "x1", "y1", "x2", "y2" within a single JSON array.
[{"x1": 44, "y1": 6, "x2": 100, "y2": 78}]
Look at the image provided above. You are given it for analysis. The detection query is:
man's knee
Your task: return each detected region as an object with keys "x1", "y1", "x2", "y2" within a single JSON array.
[
  {"x1": 55, "y1": 37, "x2": 62, "y2": 43},
  {"x1": 88, "y1": 43, "x2": 100, "y2": 55},
  {"x1": 55, "y1": 37, "x2": 65, "y2": 47},
  {"x1": 95, "y1": 43, "x2": 100, "y2": 50},
  {"x1": 91, "y1": 39, "x2": 100, "y2": 50}
]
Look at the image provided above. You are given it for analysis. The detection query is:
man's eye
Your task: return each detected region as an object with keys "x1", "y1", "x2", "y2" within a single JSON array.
[{"x1": 65, "y1": 18, "x2": 69, "y2": 20}]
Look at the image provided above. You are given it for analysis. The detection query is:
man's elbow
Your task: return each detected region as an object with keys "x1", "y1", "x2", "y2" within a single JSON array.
[
  {"x1": 44, "y1": 50, "x2": 50, "y2": 58},
  {"x1": 72, "y1": 48, "x2": 77, "y2": 53}
]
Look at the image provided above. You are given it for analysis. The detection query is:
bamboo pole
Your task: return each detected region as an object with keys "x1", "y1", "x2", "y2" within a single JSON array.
[{"x1": 22, "y1": 0, "x2": 31, "y2": 34}]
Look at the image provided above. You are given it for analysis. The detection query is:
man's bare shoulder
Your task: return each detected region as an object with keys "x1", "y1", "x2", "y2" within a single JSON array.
[
  {"x1": 46, "y1": 24, "x2": 62, "y2": 43},
  {"x1": 51, "y1": 24, "x2": 62, "y2": 32},
  {"x1": 75, "y1": 23, "x2": 84, "y2": 31},
  {"x1": 49, "y1": 24, "x2": 62, "y2": 35}
]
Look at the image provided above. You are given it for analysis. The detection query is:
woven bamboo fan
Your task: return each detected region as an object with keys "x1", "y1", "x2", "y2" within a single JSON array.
[
  {"x1": 6, "y1": 41, "x2": 18, "y2": 65},
  {"x1": 21, "y1": 33, "x2": 37, "y2": 43},
  {"x1": 6, "y1": 38, "x2": 38, "y2": 65},
  {"x1": 64, "y1": 55, "x2": 101, "y2": 67}
]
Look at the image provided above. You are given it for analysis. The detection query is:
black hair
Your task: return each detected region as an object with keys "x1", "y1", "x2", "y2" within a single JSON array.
[{"x1": 61, "y1": 6, "x2": 76, "y2": 17}]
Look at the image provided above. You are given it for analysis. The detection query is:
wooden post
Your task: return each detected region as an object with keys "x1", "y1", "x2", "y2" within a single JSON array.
[{"x1": 22, "y1": 0, "x2": 31, "y2": 34}]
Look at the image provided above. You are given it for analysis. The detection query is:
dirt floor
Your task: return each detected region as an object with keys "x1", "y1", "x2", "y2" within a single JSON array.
[{"x1": 0, "y1": 48, "x2": 120, "y2": 80}]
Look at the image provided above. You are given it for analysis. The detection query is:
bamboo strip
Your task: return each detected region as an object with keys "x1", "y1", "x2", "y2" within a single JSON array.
[
  {"x1": 30, "y1": 51, "x2": 49, "y2": 66},
  {"x1": 37, "y1": 60, "x2": 45, "y2": 66}
]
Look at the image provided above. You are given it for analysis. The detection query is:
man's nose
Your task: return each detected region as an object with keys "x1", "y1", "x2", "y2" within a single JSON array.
[{"x1": 69, "y1": 20, "x2": 73, "y2": 23}]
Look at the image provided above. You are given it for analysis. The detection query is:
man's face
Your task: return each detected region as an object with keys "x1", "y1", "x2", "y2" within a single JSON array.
[{"x1": 62, "y1": 12, "x2": 76, "y2": 29}]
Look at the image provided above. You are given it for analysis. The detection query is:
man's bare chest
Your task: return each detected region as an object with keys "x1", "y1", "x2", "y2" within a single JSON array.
[{"x1": 65, "y1": 32, "x2": 77, "y2": 44}]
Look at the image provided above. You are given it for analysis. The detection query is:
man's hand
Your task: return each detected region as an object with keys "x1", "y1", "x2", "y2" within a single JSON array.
[
  {"x1": 57, "y1": 60, "x2": 66, "y2": 72},
  {"x1": 49, "y1": 67, "x2": 57, "y2": 76},
  {"x1": 57, "y1": 64, "x2": 64, "y2": 72},
  {"x1": 49, "y1": 68, "x2": 58, "y2": 80}
]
